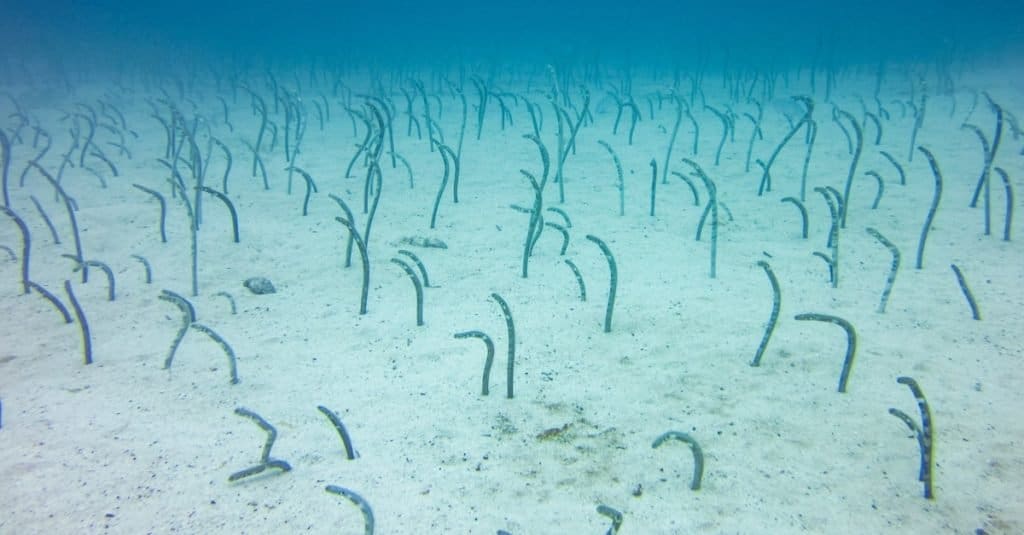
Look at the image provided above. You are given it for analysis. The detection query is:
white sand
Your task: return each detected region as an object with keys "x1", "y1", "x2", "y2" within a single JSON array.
[{"x1": 1, "y1": 63, "x2": 1022, "y2": 534}]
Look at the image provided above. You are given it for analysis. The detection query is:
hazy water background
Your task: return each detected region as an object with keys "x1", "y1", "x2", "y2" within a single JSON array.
[{"x1": 2, "y1": 1, "x2": 1021, "y2": 69}]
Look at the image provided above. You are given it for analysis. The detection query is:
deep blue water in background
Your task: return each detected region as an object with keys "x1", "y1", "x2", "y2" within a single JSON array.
[{"x1": 2, "y1": 1, "x2": 1022, "y2": 71}]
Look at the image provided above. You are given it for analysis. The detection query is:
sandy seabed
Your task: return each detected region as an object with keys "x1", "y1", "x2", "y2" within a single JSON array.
[{"x1": 1, "y1": 61, "x2": 1022, "y2": 534}]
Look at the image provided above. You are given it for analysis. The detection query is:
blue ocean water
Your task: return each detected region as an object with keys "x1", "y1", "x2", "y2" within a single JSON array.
[{"x1": 2, "y1": 0, "x2": 1021, "y2": 67}]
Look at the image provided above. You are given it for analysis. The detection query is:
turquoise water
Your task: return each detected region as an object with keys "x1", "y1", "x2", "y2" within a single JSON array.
[{"x1": 4, "y1": 1, "x2": 1021, "y2": 66}]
